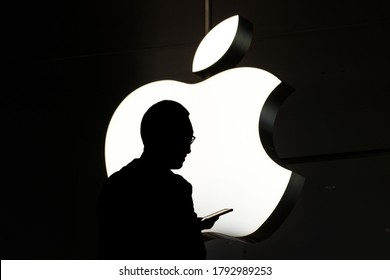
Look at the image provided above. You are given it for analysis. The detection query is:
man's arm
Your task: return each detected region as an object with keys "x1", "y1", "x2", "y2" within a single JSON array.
[{"x1": 198, "y1": 216, "x2": 219, "y2": 230}]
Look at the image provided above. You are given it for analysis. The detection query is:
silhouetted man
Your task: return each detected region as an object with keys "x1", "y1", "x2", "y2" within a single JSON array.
[{"x1": 97, "y1": 100, "x2": 217, "y2": 259}]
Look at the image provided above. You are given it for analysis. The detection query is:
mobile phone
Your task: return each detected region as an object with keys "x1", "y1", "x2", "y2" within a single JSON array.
[{"x1": 201, "y1": 208, "x2": 233, "y2": 221}]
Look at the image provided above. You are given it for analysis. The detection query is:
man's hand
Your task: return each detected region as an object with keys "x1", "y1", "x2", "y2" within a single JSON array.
[{"x1": 200, "y1": 216, "x2": 219, "y2": 230}]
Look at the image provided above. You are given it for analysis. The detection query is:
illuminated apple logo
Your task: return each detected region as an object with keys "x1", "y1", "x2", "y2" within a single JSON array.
[{"x1": 105, "y1": 15, "x2": 305, "y2": 242}]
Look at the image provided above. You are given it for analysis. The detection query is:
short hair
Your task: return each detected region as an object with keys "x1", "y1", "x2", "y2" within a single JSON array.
[{"x1": 140, "y1": 100, "x2": 191, "y2": 147}]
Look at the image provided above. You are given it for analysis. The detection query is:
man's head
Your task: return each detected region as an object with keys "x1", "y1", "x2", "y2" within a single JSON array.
[{"x1": 140, "y1": 100, "x2": 194, "y2": 169}]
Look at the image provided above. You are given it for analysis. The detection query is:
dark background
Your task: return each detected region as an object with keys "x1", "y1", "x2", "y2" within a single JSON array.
[{"x1": 2, "y1": 0, "x2": 390, "y2": 259}]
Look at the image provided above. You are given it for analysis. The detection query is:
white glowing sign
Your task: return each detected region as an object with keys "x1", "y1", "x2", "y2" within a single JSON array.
[
  {"x1": 105, "y1": 15, "x2": 302, "y2": 240},
  {"x1": 192, "y1": 15, "x2": 239, "y2": 73}
]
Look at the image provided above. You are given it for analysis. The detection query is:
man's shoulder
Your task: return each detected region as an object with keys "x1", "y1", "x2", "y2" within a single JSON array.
[
  {"x1": 109, "y1": 158, "x2": 141, "y2": 176},
  {"x1": 103, "y1": 159, "x2": 141, "y2": 188},
  {"x1": 104, "y1": 158, "x2": 192, "y2": 193},
  {"x1": 170, "y1": 172, "x2": 192, "y2": 194},
  {"x1": 171, "y1": 172, "x2": 190, "y2": 185}
]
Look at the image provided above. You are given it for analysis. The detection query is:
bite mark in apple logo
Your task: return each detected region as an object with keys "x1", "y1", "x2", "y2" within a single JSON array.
[{"x1": 105, "y1": 15, "x2": 305, "y2": 243}]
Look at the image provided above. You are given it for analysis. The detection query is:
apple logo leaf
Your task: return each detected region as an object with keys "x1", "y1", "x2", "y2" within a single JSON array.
[
  {"x1": 192, "y1": 15, "x2": 253, "y2": 78},
  {"x1": 105, "y1": 15, "x2": 305, "y2": 243}
]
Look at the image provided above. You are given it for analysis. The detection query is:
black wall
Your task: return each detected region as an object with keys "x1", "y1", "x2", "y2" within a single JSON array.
[{"x1": 2, "y1": 0, "x2": 390, "y2": 259}]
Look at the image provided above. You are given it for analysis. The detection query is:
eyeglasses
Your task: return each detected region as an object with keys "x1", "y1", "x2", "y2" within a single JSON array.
[{"x1": 190, "y1": 136, "x2": 196, "y2": 144}]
